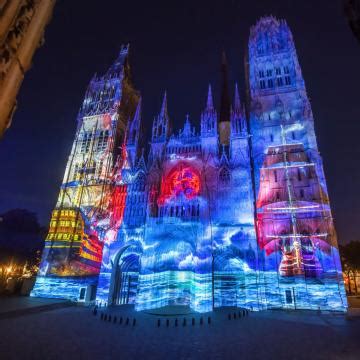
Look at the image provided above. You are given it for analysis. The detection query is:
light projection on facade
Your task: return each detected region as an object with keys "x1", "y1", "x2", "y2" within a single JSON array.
[
  {"x1": 32, "y1": 17, "x2": 347, "y2": 312},
  {"x1": 158, "y1": 164, "x2": 201, "y2": 205}
]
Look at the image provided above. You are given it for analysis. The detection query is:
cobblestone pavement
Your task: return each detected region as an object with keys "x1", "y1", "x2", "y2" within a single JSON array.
[{"x1": 0, "y1": 304, "x2": 359, "y2": 360}]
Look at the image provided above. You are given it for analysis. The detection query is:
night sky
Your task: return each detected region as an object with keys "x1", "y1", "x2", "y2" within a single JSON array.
[{"x1": 0, "y1": 0, "x2": 359, "y2": 244}]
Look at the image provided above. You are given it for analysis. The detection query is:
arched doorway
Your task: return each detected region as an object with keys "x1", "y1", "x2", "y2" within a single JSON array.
[
  {"x1": 109, "y1": 245, "x2": 142, "y2": 306},
  {"x1": 213, "y1": 251, "x2": 247, "y2": 308}
]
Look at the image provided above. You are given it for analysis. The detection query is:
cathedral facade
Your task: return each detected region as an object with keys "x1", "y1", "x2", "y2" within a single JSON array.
[{"x1": 32, "y1": 17, "x2": 347, "y2": 312}]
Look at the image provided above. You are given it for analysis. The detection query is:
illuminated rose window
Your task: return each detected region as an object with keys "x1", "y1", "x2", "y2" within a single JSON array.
[
  {"x1": 159, "y1": 165, "x2": 200, "y2": 204},
  {"x1": 171, "y1": 167, "x2": 200, "y2": 199}
]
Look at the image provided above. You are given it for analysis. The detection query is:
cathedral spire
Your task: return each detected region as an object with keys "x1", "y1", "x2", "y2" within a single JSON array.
[
  {"x1": 105, "y1": 44, "x2": 130, "y2": 78},
  {"x1": 234, "y1": 83, "x2": 241, "y2": 110},
  {"x1": 160, "y1": 91, "x2": 168, "y2": 119},
  {"x1": 231, "y1": 83, "x2": 247, "y2": 137},
  {"x1": 125, "y1": 97, "x2": 142, "y2": 167},
  {"x1": 136, "y1": 148, "x2": 147, "y2": 172},
  {"x1": 201, "y1": 85, "x2": 217, "y2": 138},
  {"x1": 151, "y1": 91, "x2": 171, "y2": 143},
  {"x1": 133, "y1": 96, "x2": 141, "y2": 122},
  {"x1": 206, "y1": 84, "x2": 214, "y2": 110},
  {"x1": 219, "y1": 51, "x2": 231, "y2": 145},
  {"x1": 127, "y1": 97, "x2": 141, "y2": 146},
  {"x1": 181, "y1": 114, "x2": 194, "y2": 138}
]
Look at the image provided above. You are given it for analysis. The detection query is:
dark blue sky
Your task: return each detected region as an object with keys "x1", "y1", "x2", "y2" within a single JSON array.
[{"x1": 0, "y1": 0, "x2": 359, "y2": 243}]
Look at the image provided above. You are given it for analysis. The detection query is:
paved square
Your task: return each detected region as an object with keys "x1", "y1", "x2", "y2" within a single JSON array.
[{"x1": 0, "y1": 304, "x2": 359, "y2": 360}]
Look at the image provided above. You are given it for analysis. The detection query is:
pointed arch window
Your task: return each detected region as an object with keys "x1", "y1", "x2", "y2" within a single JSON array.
[
  {"x1": 135, "y1": 172, "x2": 146, "y2": 192},
  {"x1": 297, "y1": 168, "x2": 302, "y2": 182},
  {"x1": 300, "y1": 189, "x2": 305, "y2": 199},
  {"x1": 219, "y1": 167, "x2": 231, "y2": 184},
  {"x1": 96, "y1": 130, "x2": 109, "y2": 151},
  {"x1": 80, "y1": 132, "x2": 92, "y2": 153}
]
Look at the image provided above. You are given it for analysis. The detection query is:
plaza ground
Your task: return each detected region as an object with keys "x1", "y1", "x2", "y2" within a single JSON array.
[{"x1": 0, "y1": 298, "x2": 360, "y2": 360}]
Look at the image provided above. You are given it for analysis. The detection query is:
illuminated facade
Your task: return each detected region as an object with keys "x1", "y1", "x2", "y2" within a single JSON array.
[
  {"x1": 32, "y1": 45, "x2": 140, "y2": 298},
  {"x1": 249, "y1": 16, "x2": 346, "y2": 310},
  {"x1": 32, "y1": 17, "x2": 347, "y2": 312}
]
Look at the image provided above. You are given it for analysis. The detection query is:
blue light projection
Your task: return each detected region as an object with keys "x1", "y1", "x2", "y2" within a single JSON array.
[{"x1": 32, "y1": 17, "x2": 347, "y2": 313}]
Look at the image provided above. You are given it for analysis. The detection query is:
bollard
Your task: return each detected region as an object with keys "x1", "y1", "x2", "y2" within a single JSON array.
[
  {"x1": 157, "y1": 319, "x2": 161, "y2": 327},
  {"x1": 238, "y1": 311, "x2": 241, "y2": 318},
  {"x1": 192, "y1": 318, "x2": 195, "y2": 326},
  {"x1": 183, "y1": 318, "x2": 186, "y2": 327},
  {"x1": 108, "y1": 315, "x2": 112, "y2": 322},
  {"x1": 93, "y1": 308, "x2": 97, "y2": 316},
  {"x1": 242, "y1": 310, "x2": 245, "y2": 317},
  {"x1": 100, "y1": 313, "x2": 104, "y2": 320},
  {"x1": 113, "y1": 316, "x2": 117, "y2": 323},
  {"x1": 175, "y1": 318, "x2": 178, "y2": 327},
  {"x1": 125, "y1": 318, "x2": 129, "y2": 325},
  {"x1": 200, "y1": 317, "x2": 203, "y2": 325},
  {"x1": 208, "y1": 316, "x2": 211, "y2": 325},
  {"x1": 233, "y1": 313, "x2": 237, "y2": 319},
  {"x1": 166, "y1": 319, "x2": 170, "y2": 327},
  {"x1": 133, "y1": 318, "x2": 136, "y2": 326},
  {"x1": 228, "y1": 313, "x2": 231, "y2": 320},
  {"x1": 104, "y1": 314, "x2": 108, "y2": 321},
  {"x1": 119, "y1": 317, "x2": 123, "y2": 324}
]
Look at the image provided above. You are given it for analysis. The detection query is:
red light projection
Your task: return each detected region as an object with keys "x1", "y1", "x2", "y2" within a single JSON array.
[
  {"x1": 109, "y1": 138, "x2": 129, "y2": 229},
  {"x1": 110, "y1": 184, "x2": 128, "y2": 228},
  {"x1": 158, "y1": 164, "x2": 200, "y2": 205},
  {"x1": 171, "y1": 167, "x2": 200, "y2": 198}
]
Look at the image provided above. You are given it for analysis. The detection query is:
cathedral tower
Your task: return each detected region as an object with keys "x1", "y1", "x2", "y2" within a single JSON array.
[
  {"x1": 248, "y1": 17, "x2": 346, "y2": 310},
  {"x1": 31, "y1": 45, "x2": 140, "y2": 300}
]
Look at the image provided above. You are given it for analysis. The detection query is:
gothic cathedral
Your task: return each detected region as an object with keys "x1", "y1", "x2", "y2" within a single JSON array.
[{"x1": 32, "y1": 17, "x2": 347, "y2": 312}]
